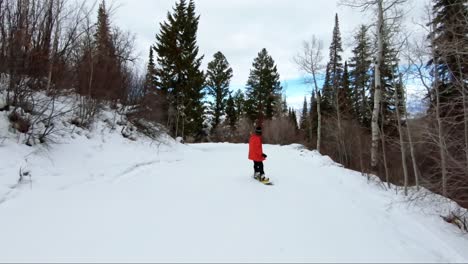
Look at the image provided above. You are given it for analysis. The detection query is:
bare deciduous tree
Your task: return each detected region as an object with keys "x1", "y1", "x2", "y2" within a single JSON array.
[
  {"x1": 294, "y1": 35, "x2": 325, "y2": 152},
  {"x1": 340, "y1": 0, "x2": 408, "y2": 173}
]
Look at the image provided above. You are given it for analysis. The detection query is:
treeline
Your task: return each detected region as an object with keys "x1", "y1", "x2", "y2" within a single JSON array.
[
  {"x1": 142, "y1": 0, "x2": 296, "y2": 143},
  {"x1": 292, "y1": 0, "x2": 467, "y2": 213},
  {"x1": 0, "y1": 0, "x2": 295, "y2": 143},
  {"x1": 0, "y1": 0, "x2": 138, "y2": 143},
  {"x1": 1, "y1": 0, "x2": 467, "y2": 213}
]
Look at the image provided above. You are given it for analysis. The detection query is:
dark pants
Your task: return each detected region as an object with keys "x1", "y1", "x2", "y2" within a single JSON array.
[{"x1": 253, "y1": 161, "x2": 265, "y2": 175}]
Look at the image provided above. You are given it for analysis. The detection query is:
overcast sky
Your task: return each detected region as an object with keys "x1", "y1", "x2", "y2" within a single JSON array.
[{"x1": 106, "y1": 0, "x2": 427, "y2": 108}]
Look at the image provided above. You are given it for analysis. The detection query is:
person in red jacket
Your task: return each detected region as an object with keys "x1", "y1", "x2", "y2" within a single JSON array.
[{"x1": 249, "y1": 127, "x2": 268, "y2": 181}]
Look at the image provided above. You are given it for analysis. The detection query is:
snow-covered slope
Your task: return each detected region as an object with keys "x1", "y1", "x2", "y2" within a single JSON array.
[{"x1": 0, "y1": 123, "x2": 467, "y2": 262}]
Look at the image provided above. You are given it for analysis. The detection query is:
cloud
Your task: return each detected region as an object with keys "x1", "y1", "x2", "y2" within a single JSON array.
[{"x1": 103, "y1": 0, "x2": 428, "y2": 103}]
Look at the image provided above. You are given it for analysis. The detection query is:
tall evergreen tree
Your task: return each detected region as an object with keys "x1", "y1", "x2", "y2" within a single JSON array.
[
  {"x1": 349, "y1": 25, "x2": 372, "y2": 128},
  {"x1": 233, "y1": 89, "x2": 245, "y2": 120},
  {"x1": 289, "y1": 108, "x2": 299, "y2": 131},
  {"x1": 429, "y1": 0, "x2": 468, "y2": 117},
  {"x1": 154, "y1": 0, "x2": 205, "y2": 139},
  {"x1": 378, "y1": 25, "x2": 405, "y2": 136},
  {"x1": 245, "y1": 48, "x2": 282, "y2": 125},
  {"x1": 300, "y1": 96, "x2": 309, "y2": 130},
  {"x1": 206, "y1": 51, "x2": 233, "y2": 132},
  {"x1": 322, "y1": 14, "x2": 344, "y2": 114},
  {"x1": 339, "y1": 61, "x2": 354, "y2": 117},
  {"x1": 225, "y1": 93, "x2": 237, "y2": 129},
  {"x1": 310, "y1": 93, "x2": 318, "y2": 135},
  {"x1": 92, "y1": 0, "x2": 123, "y2": 101},
  {"x1": 144, "y1": 47, "x2": 158, "y2": 93},
  {"x1": 322, "y1": 14, "x2": 347, "y2": 164},
  {"x1": 281, "y1": 95, "x2": 289, "y2": 116}
]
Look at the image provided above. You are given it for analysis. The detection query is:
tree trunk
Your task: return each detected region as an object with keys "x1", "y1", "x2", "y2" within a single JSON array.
[
  {"x1": 381, "y1": 106, "x2": 390, "y2": 189},
  {"x1": 335, "y1": 89, "x2": 345, "y2": 164},
  {"x1": 312, "y1": 70, "x2": 322, "y2": 153},
  {"x1": 46, "y1": 1, "x2": 60, "y2": 93},
  {"x1": 459, "y1": 58, "x2": 468, "y2": 175},
  {"x1": 312, "y1": 71, "x2": 322, "y2": 153},
  {"x1": 394, "y1": 76, "x2": 409, "y2": 196},
  {"x1": 404, "y1": 96, "x2": 420, "y2": 190},
  {"x1": 436, "y1": 84, "x2": 447, "y2": 197},
  {"x1": 406, "y1": 116, "x2": 419, "y2": 190},
  {"x1": 308, "y1": 98, "x2": 313, "y2": 143},
  {"x1": 317, "y1": 90, "x2": 322, "y2": 153},
  {"x1": 429, "y1": 19, "x2": 448, "y2": 197},
  {"x1": 371, "y1": 0, "x2": 384, "y2": 173}
]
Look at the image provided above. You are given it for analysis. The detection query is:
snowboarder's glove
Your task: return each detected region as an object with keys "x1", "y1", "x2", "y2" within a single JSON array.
[{"x1": 262, "y1": 153, "x2": 267, "y2": 158}]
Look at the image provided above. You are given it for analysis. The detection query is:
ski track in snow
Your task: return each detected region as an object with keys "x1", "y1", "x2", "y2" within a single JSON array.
[{"x1": 0, "y1": 134, "x2": 468, "y2": 262}]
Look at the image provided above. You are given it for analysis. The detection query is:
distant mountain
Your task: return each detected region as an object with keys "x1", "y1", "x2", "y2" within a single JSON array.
[{"x1": 406, "y1": 84, "x2": 429, "y2": 118}]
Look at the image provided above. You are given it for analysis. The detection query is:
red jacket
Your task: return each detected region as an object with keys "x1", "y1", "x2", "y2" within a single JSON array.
[{"x1": 249, "y1": 134, "x2": 265, "y2": 162}]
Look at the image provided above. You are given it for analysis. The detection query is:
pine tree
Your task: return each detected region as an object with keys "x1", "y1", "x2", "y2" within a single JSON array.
[
  {"x1": 154, "y1": 0, "x2": 205, "y2": 139},
  {"x1": 281, "y1": 95, "x2": 289, "y2": 116},
  {"x1": 92, "y1": 0, "x2": 122, "y2": 102},
  {"x1": 322, "y1": 13, "x2": 347, "y2": 164},
  {"x1": 144, "y1": 47, "x2": 158, "y2": 93},
  {"x1": 289, "y1": 108, "x2": 299, "y2": 131},
  {"x1": 322, "y1": 14, "x2": 344, "y2": 114},
  {"x1": 225, "y1": 93, "x2": 237, "y2": 129},
  {"x1": 426, "y1": 0, "x2": 468, "y2": 203},
  {"x1": 429, "y1": 0, "x2": 468, "y2": 117},
  {"x1": 139, "y1": 47, "x2": 165, "y2": 124},
  {"x1": 378, "y1": 25, "x2": 405, "y2": 136},
  {"x1": 349, "y1": 25, "x2": 372, "y2": 128},
  {"x1": 310, "y1": 93, "x2": 318, "y2": 135},
  {"x1": 300, "y1": 97, "x2": 309, "y2": 130},
  {"x1": 206, "y1": 51, "x2": 233, "y2": 132},
  {"x1": 245, "y1": 48, "x2": 282, "y2": 125},
  {"x1": 339, "y1": 61, "x2": 354, "y2": 117},
  {"x1": 233, "y1": 89, "x2": 245, "y2": 120}
]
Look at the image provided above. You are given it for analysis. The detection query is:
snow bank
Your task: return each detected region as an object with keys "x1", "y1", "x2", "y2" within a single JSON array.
[{"x1": 0, "y1": 88, "x2": 467, "y2": 262}]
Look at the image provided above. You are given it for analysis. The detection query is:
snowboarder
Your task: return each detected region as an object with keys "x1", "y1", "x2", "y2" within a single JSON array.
[{"x1": 249, "y1": 126, "x2": 268, "y2": 182}]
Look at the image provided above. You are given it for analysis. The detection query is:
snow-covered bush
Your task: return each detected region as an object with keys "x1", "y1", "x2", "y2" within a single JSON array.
[
  {"x1": 0, "y1": 94, "x2": 7, "y2": 111},
  {"x1": 8, "y1": 110, "x2": 31, "y2": 134},
  {"x1": 121, "y1": 124, "x2": 137, "y2": 141}
]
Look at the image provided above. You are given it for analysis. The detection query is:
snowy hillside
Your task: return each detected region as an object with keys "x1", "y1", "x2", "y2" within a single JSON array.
[{"x1": 0, "y1": 115, "x2": 468, "y2": 262}]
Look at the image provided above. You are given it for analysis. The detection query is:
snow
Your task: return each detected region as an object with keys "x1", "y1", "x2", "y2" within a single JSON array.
[
  {"x1": 1, "y1": 130, "x2": 468, "y2": 262},
  {"x1": 0, "y1": 90, "x2": 467, "y2": 262}
]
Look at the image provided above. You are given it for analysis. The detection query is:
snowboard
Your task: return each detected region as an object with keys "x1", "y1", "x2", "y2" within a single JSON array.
[{"x1": 253, "y1": 176, "x2": 274, "y2": 186}]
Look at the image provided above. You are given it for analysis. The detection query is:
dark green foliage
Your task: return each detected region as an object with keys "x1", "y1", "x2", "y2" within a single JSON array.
[
  {"x1": 281, "y1": 95, "x2": 289, "y2": 117},
  {"x1": 144, "y1": 47, "x2": 158, "y2": 93},
  {"x1": 245, "y1": 48, "x2": 283, "y2": 124},
  {"x1": 300, "y1": 97, "x2": 309, "y2": 130},
  {"x1": 322, "y1": 14, "x2": 344, "y2": 114},
  {"x1": 233, "y1": 89, "x2": 245, "y2": 119},
  {"x1": 339, "y1": 61, "x2": 354, "y2": 117},
  {"x1": 289, "y1": 108, "x2": 299, "y2": 131},
  {"x1": 349, "y1": 25, "x2": 372, "y2": 128},
  {"x1": 154, "y1": 0, "x2": 205, "y2": 139},
  {"x1": 206, "y1": 51, "x2": 233, "y2": 132},
  {"x1": 225, "y1": 93, "x2": 237, "y2": 129},
  {"x1": 378, "y1": 26, "x2": 406, "y2": 136},
  {"x1": 310, "y1": 93, "x2": 318, "y2": 134},
  {"x1": 85, "y1": 1, "x2": 124, "y2": 102},
  {"x1": 428, "y1": 0, "x2": 468, "y2": 117}
]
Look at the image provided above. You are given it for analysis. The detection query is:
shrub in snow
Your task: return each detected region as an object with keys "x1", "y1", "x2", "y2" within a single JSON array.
[
  {"x1": 176, "y1": 137, "x2": 185, "y2": 144},
  {"x1": 0, "y1": 96, "x2": 7, "y2": 111},
  {"x1": 18, "y1": 167, "x2": 32, "y2": 185},
  {"x1": 442, "y1": 211, "x2": 467, "y2": 232},
  {"x1": 8, "y1": 111, "x2": 31, "y2": 134},
  {"x1": 121, "y1": 125, "x2": 137, "y2": 141},
  {"x1": 116, "y1": 119, "x2": 127, "y2": 127},
  {"x1": 128, "y1": 119, "x2": 165, "y2": 141}
]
